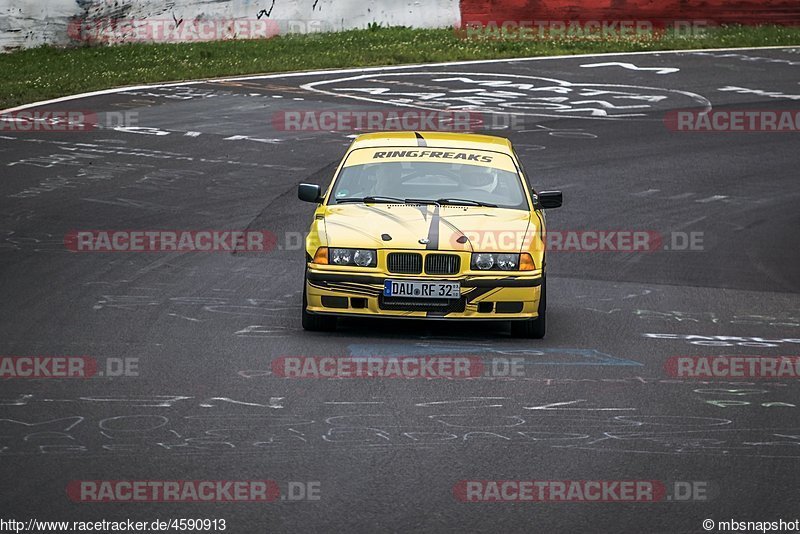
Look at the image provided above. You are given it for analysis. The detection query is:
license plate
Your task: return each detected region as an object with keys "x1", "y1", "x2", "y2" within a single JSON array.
[{"x1": 383, "y1": 280, "x2": 460, "y2": 299}]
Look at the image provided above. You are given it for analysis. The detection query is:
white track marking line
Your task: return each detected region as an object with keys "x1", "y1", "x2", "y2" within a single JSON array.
[
  {"x1": 298, "y1": 70, "x2": 712, "y2": 121},
  {"x1": 580, "y1": 61, "x2": 680, "y2": 74},
  {"x1": 1, "y1": 45, "x2": 796, "y2": 114}
]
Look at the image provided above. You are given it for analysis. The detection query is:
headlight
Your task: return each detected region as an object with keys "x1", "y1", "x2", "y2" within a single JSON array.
[
  {"x1": 354, "y1": 249, "x2": 375, "y2": 267},
  {"x1": 497, "y1": 254, "x2": 518, "y2": 270},
  {"x1": 473, "y1": 253, "x2": 495, "y2": 270},
  {"x1": 330, "y1": 248, "x2": 351, "y2": 265},
  {"x1": 329, "y1": 248, "x2": 377, "y2": 267},
  {"x1": 471, "y1": 253, "x2": 521, "y2": 271}
]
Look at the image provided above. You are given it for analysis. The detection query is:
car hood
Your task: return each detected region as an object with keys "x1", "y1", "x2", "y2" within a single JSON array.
[{"x1": 322, "y1": 204, "x2": 532, "y2": 252}]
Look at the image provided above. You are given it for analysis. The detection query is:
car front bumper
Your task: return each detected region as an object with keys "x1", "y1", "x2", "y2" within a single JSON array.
[{"x1": 305, "y1": 268, "x2": 543, "y2": 320}]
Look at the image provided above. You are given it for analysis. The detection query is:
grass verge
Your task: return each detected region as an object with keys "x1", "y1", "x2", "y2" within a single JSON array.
[{"x1": 1, "y1": 25, "x2": 799, "y2": 109}]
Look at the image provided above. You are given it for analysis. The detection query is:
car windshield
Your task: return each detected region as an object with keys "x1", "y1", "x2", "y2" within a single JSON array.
[{"x1": 329, "y1": 148, "x2": 529, "y2": 210}]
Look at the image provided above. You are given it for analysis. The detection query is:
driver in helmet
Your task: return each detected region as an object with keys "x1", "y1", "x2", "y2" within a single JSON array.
[{"x1": 460, "y1": 165, "x2": 499, "y2": 194}]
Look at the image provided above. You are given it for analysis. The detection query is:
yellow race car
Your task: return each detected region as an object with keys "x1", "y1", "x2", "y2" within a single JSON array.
[{"x1": 297, "y1": 131, "x2": 562, "y2": 338}]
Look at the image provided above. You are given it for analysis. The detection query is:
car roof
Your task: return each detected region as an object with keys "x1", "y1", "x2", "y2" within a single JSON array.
[{"x1": 349, "y1": 132, "x2": 514, "y2": 154}]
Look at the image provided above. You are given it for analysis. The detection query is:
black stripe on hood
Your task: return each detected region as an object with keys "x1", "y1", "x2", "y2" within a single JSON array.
[{"x1": 425, "y1": 205, "x2": 440, "y2": 250}]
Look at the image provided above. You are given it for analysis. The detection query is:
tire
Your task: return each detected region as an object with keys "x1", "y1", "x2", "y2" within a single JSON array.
[
  {"x1": 301, "y1": 272, "x2": 337, "y2": 332},
  {"x1": 510, "y1": 277, "x2": 546, "y2": 339}
]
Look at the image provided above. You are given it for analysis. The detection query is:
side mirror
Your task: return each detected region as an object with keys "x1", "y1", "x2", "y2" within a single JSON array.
[
  {"x1": 538, "y1": 190, "x2": 563, "y2": 209},
  {"x1": 298, "y1": 183, "x2": 323, "y2": 203}
]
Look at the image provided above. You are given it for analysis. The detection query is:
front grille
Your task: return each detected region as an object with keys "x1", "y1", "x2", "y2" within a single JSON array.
[
  {"x1": 387, "y1": 252, "x2": 423, "y2": 274},
  {"x1": 425, "y1": 254, "x2": 460, "y2": 275},
  {"x1": 379, "y1": 295, "x2": 466, "y2": 313}
]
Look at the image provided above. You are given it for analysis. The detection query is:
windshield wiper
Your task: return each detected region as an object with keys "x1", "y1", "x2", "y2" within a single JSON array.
[
  {"x1": 404, "y1": 198, "x2": 441, "y2": 206},
  {"x1": 335, "y1": 196, "x2": 497, "y2": 207},
  {"x1": 336, "y1": 196, "x2": 405, "y2": 204},
  {"x1": 436, "y1": 198, "x2": 498, "y2": 207}
]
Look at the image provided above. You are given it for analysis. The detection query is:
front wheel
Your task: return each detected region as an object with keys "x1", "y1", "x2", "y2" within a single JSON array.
[
  {"x1": 510, "y1": 277, "x2": 546, "y2": 339},
  {"x1": 301, "y1": 273, "x2": 337, "y2": 332}
]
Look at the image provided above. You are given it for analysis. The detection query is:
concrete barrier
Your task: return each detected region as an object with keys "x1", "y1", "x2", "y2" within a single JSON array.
[
  {"x1": 1, "y1": 0, "x2": 461, "y2": 51},
  {"x1": 2, "y1": 0, "x2": 797, "y2": 52}
]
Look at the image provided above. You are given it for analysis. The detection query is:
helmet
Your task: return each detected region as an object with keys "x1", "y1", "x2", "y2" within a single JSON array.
[{"x1": 461, "y1": 166, "x2": 498, "y2": 192}]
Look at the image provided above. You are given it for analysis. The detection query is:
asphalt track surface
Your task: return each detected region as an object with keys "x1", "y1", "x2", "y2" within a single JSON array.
[{"x1": 2, "y1": 47, "x2": 800, "y2": 533}]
